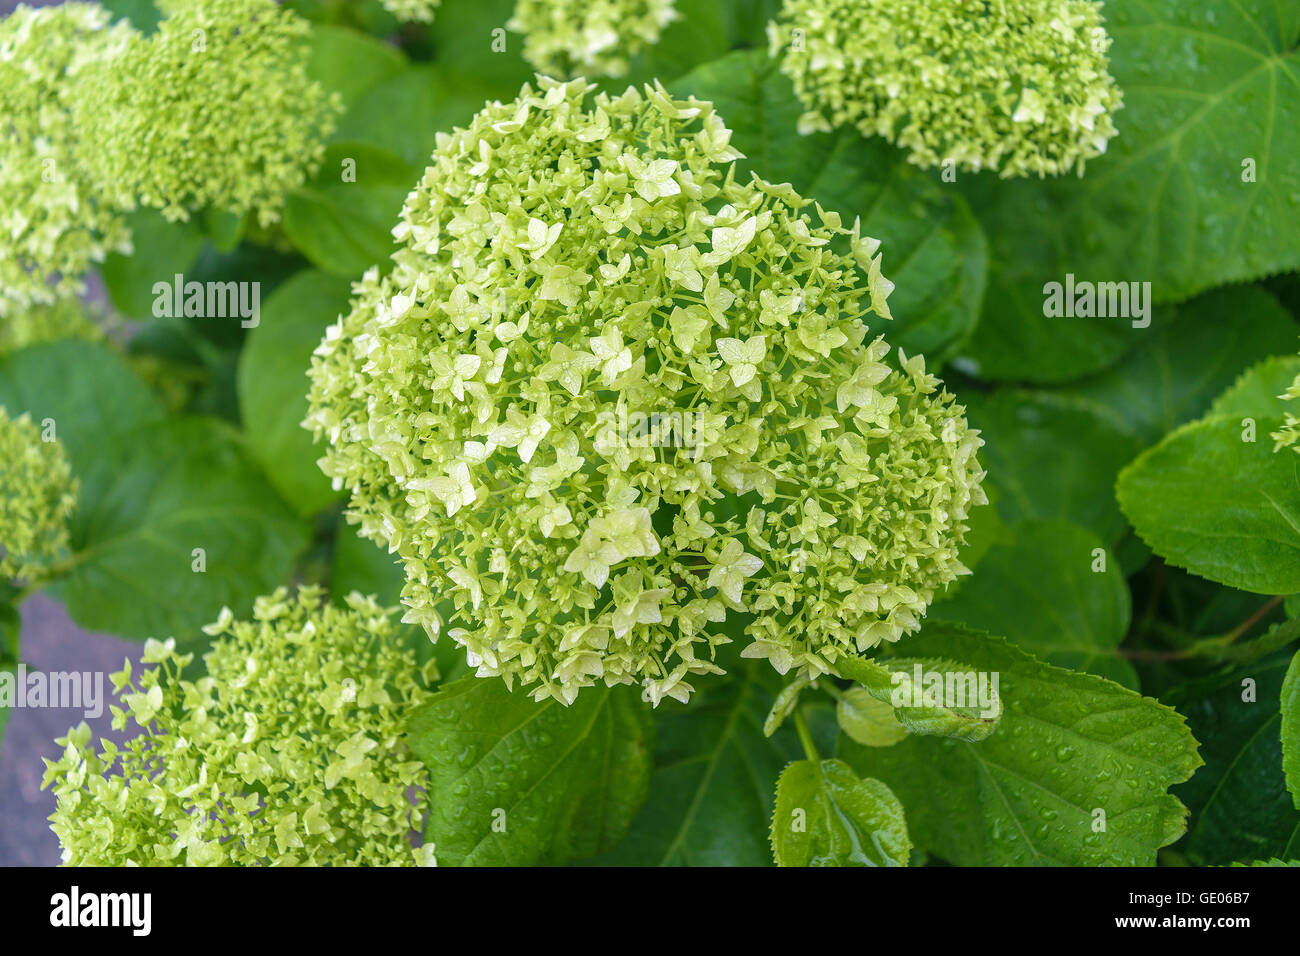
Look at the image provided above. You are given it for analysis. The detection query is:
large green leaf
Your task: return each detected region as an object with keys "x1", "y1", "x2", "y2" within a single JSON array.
[
  {"x1": 1284, "y1": 649, "x2": 1300, "y2": 810},
  {"x1": 333, "y1": 64, "x2": 493, "y2": 167},
  {"x1": 56, "y1": 419, "x2": 310, "y2": 639},
  {"x1": 101, "y1": 0, "x2": 160, "y2": 32},
  {"x1": 330, "y1": 529, "x2": 405, "y2": 608},
  {"x1": 1209, "y1": 355, "x2": 1300, "y2": 419},
  {"x1": 956, "y1": 0, "x2": 1300, "y2": 382},
  {"x1": 237, "y1": 270, "x2": 350, "y2": 516},
  {"x1": 953, "y1": 179, "x2": 1136, "y2": 383},
  {"x1": 1233, "y1": 858, "x2": 1300, "y2": 866},
  {"x1": 673, "y1": 50, "x2": 987, "y2": 361},
  {"x1": 407, "y1": 678, "x2": 654, "y2": 866},
  {"x1": 0, "y1": 340, "x2": 163, "y2": 473},
  {"x1": 282, "y1": 142, "x2": 420, "y2": 277},
  {"x1": 842, "y1": 625, "x2": 1201, "y2": 866},
  {"x1": 771, "y1": 759, "x2": 910, "y2": 867},
  {"x1": 1088, "y1": 0, "x2": 1300, "y2": 298},
  {"x1": 1063, "y1": 287, "x2": 1299, "y2": 442},
  {"x1": 968, "y1": 390, "x2": 1142, "y2": 545},
  {"x1": 101, "y1": 209, "x2": 205, "y2": 320},
  {"x1": 1117, "y1": 416, "x2": 1300, "y2": 594},
  {"x1": 1174, "y1": 653, "x2": 1300, "y2": 864},
  {"x1": 595, "y1": 662, "x2": 806, "y2": 866},
  {"x1": 0, "y1": 599, "x2": 17, "y2": 667},
  {"x1": 625, "y1": 0, "x2": 781, "y2": 86},
  {"x1": 305, "y1": 23, "x2": 406, "y2": 110},
  {"x1": 930, "y1": 520, "x2": 1138, "y2": 688},
  {"x1": 424, "y1": 0, "x2": 533, "y2": 98}
]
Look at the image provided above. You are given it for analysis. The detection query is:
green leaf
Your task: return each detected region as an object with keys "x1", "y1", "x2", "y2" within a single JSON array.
[
  {"x1": 237, "y1": 270, "x2": 350, "y2": 516},
  {"x1": 330, "y1": 528, "x2": 406, "y2": 608},
  {"x1": 282, "y1": 142, "x2": 419, "y2": 277},
  {"x1": 0, "y1": 341, "x2": 163, "y2": 474},
  {"x1": 763, "y1": 672, "x2": 812, "y2": 736},
  {"x1": 1284, "y1": 649, "x2": 1300, "y2": 810},
  {"x1": 199, "y1": 207, "x2": 244, "y2": 254},
  {"x1": 1174, "y1": 653, "x2": 1300, "y2": 865},
  {"x1": 1232, "y1": 857, "x2": 1300, "y2": 866},
  {"x1": 672, "y1": 50, "x2": 987, "y2": 361},
  {"x1": 930, "y1": 520, "x2": 1139, "y2": 688},
  {"x1": 969, "y1": 390, "x2": 1143, "y2": 545},
  {"x1": 101, "y1": 209, "x2": 205, "y2": 320},
  {"x1": 626, "y1": 0, "x2": 781, "y2": 86},
  {"x1": 771, "y1": 759, "x2": 910, "y2": 866},
  {"x1": 1117, "y1": 415, "x2": 1300, "y2": 594},
  {"x1": 57, "y1": 418, "x2": 310, "y2": 639},
  {"x1": 424, "y1": 0, "x2": 533, "y2": 97},
  {"x1": 1266, "y1": 271, "x2": 1300, "y2": 319},
  {"x1": 835, "y1": 687, "x2": 908, "y2": 748},
  {"x1": 594, "y1": 663, "x2": 805, "y2": 866},
  {"x1": 1209, "y1": 355, "x2": 1300, "y2": 420},
  {"x1": 1088, "y1": 0, "x2": 1300, "y2": 298},
  {"x1": 956, "y1": 0, "x2": 1300, "y2": 382},
  {"x1": 0, "y1": 599, "x2": 18, "y2": 667},
  {"x1": 333, "y1": 64, "x2": 490, "y2": 166},
  {"x1": 305, "y1": 23, "x2": 406, "y2": 110},
  {"x1": 1063, "y1": 287, "x2": 1300, "y2": 442},
  {"x1": 842, "y1": 625, "x2": 1202, "y2": 866},
  {"x1": 835, "y1": 653, "x2": 1002, "y2": 741},
  {"x1": 407, "y1": 678, "x2": 654, "y2": 866},
  {"x1": 101, "y1": 0, "x2": 160, "y2": 32},
  {"x1": 953, "y1": 172, "x2": 1136, "y2": 384},
  {"x1": 1182, "y1": 614, "x2": 1300, "y2": 668}
]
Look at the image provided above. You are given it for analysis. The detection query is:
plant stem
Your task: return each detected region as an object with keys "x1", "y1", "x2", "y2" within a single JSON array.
[
  {"x1": 793, "y1": 707, "x2": 819, "y2": 762},
  {"x1": 1222, "y1": 594, "x2": 1284, "y2": 644},
  {"x1": 1118, "y1": 594, "x2": 1285, "y2": 661}
]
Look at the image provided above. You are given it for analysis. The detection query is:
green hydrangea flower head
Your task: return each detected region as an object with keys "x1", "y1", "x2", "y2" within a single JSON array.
[
  {"x1": 75, "y1": 0, "x2": 340, "y2": 226},
  {"x1": 306, "y1": 77, "x2": 985, "y2": 707},
  {"x1": 381, "y1": 0, "x2": 442, "y2": 21},
  {"x1": 768, "y1": 0, "x2": 1124, "y2": 178},
  {"x1": 0, "y1": 299, "x2": 107, "y2": 354},
  {"x1": 509, "y1": 0, "x2": 679, "y2": 77},
  {"x1": 0, "y1": 2, "x2": 134, "y2": 317},
  {"x1": 1272, "y1": 358, "x2": 1300, "y2": 453},
  {"x1": 0, "y1": 405, "x2": 77, "y2": 583},
  {"x1": 43, "y1": 587, "x2": 437, "y2": 866}
]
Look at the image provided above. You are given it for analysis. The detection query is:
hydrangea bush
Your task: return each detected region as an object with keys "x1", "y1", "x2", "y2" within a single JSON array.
[
  {"x1": 0, "y1": 0, "x2": 337, "y2": 318},
  {"x1": 74, "y1": 0, "x2": 340, "y2": 225},
  {"x1": 0, "y1": 406, "x2": 77, "y2": 584},
  {"x1": 43, "y1": 587, "x2": 437, "y2": 866},
  {"x1": 0, "y1": 298, "x2": 106, "y2": 354},
  {"x1": 769, "y1": 0, "x2": 1124, "y2": 177},
  {"x1": 381, "y1": 0, "x2": 442, "y2": 22},
  {"x1": 0, "y1": 2, "x2": 132, "y2": 316},
  {"x1": 381, "y1": 0, "x2": 678, "y2": 77},
  {"x1": 508, "y1": 0, "x2": 679, "y2": 77},
  {"x1": 306, "y1": 77, "x2": 986, "y2": 706},
  {"x1": 2, "y1": 0, "x2": 1295, "y2": 874}
]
